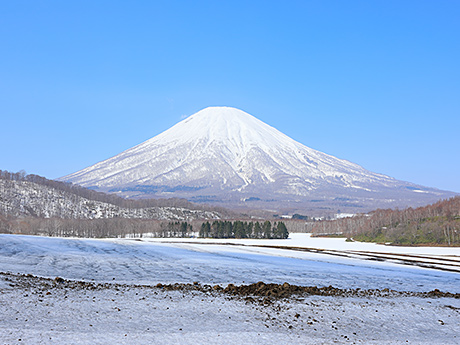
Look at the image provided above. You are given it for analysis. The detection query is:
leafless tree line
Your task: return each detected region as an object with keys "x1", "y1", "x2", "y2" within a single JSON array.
[
  {"x1": 0, "y1": 214, "x2": 309, "y2": 239},
  {"x1": 312, "y1": 197, "x2": 460, "y2": 245}
]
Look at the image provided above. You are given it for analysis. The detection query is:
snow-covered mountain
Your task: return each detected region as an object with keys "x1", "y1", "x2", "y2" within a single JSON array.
[{"x1": 61, "y1": 107, "x2": 456, "y2": 213}]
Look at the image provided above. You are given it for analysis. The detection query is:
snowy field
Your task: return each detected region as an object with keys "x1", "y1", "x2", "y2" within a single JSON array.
[
  {"x1": 1, "y1": 233, "x2": 460, "y2": 344},
  {"x1": 1, "y1": 233, "x2": 459, "y2": 291}
]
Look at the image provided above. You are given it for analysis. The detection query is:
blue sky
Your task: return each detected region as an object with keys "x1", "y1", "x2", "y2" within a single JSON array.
[{"x1": 1, "y1": 1, "x2": 459, "y2": 193}]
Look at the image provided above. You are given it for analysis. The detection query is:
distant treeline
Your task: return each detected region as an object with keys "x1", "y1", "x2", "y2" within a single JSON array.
[
  {"x1": 312, "y1": 197, "x2": 460, "y2": 246},
  {"x1": 0, "y1": 216, "x2": 200, "y2": 239},
  {"x1": 199, "y1": 220, "x2": 289, "y2": 239},
  {"x1": 0, "y1": 169, "x2": 231, "y2": 215},
  {"x1": 0, "y1": 216, "x2": 291, "y2": 240},
  {"x1": 0, "y1": 216, "x2": 165, "y2": 238}
]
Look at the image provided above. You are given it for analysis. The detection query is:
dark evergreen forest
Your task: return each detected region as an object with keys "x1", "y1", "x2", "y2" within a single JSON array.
[{"x1": 199, "y1": 220, "x2": 289, "y2": 239}]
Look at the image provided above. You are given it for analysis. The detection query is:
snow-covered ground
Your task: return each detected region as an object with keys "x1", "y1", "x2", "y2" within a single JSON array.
[
  {"x1": 1, "y1": 233, "x2": 457, "y2": 291},
  {"x1": 1, "y1": 233, "x2": 459, "y2": 344}
]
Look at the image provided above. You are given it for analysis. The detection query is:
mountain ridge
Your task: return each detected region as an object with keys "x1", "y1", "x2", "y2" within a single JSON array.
[{"x1": 0, "y1": 170, "x2": 223, "y2": 220}]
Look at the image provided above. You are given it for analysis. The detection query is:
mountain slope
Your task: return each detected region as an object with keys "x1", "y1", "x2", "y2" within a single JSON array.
[
  {"x1": 0, "y1": 176, "x2": 220, "y2": 221},
  {"x1": 61, "y1": 107, "x2": 456, "y2": 213}
]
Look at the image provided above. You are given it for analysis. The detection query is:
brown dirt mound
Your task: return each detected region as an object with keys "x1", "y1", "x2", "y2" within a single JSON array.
[{"x1": 2, "y1": 272, "x2": 459, "y2": 300}]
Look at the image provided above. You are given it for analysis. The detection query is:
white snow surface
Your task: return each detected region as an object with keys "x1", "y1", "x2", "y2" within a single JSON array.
[
  {"x1": 1, "y1": 234, "x2": 459, "y2": 344},
  {"x1": 59, "y1": 106, "x2": 451, "y2": 209},
  {"x1": 2, "y1": 280, "x2": 459, "y2": 345}
]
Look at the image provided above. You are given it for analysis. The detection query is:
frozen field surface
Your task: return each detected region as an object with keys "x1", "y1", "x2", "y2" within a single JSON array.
[
  {"x1": 0, "y1": 234, "x2": 459, "y2": 292},
  {"x1": 1, "y1": 234, "x2": 460, "y2": 344}
]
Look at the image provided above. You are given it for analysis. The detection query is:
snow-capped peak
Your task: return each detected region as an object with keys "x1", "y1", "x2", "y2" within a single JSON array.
[
  {"x1": 60, "y1": 106, "x2": 451, "y2": 212},
  {"x1": 153, "y1": 106, "x2": 297, "y2": 152}
]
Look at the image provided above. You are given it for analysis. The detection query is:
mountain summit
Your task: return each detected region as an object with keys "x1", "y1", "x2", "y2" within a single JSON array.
[{"x1": 61, "y1": 106, "x2": 455, "y2": 213}]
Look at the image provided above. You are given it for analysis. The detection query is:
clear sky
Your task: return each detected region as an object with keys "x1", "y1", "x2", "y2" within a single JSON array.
[{"x1": 1, "y1": 1, "x2": 459, "y2": 193}]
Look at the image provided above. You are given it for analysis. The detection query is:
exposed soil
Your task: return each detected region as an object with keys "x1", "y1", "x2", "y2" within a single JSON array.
[{"x1": 2, "y1": 271, "x2": 459, "y2": 302}]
